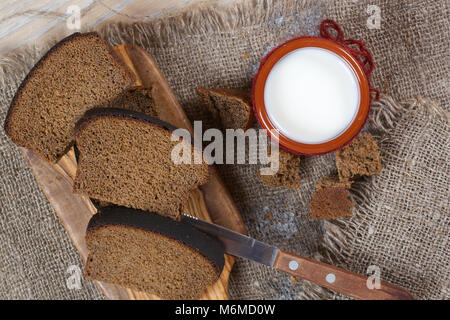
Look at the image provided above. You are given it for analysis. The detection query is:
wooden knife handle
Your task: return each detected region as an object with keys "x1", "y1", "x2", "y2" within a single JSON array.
[{"x1": 274, "y1": 250, "x2": 414, "y2": 300}]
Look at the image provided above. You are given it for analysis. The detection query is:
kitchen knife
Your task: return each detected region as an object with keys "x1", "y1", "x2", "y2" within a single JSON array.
[{"x1": 181, "y1": 214, "x2": 413, "y2": 300}]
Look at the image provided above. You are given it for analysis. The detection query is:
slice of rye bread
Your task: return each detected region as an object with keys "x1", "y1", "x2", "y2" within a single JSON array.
[
  {"x1": 258, "y1": 148, "x2": 301, "y2": 189},
  {"x1": 89, "y1": 87, "x2": 158, "y2": 210},
  {"x1": 73, "y1": 108, "x2": 209, "y2": 221},
  {"x1": 85, "y1": 206, "x2": 225, "y2": 299},
  {"x1": 197, "y1": 86, "x2": 253, "y2": 130},
  {"x1": 108, "y1": 87, "x2": 159, "y2": 117},
  {"x1": 309, "y1": 174, "x2": 353, "y2": 220},
  {"x1": 335, "y1": 132, "x2": 382, "y2": 182},
  {"x1": 4, "y1": 32, "x2": 135, "y2": 162}
]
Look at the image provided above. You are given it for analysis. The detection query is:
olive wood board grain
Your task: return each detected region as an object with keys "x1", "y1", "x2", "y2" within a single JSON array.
[{"x1": 20, "y1": 44, "x2": 246, "y2": 300}]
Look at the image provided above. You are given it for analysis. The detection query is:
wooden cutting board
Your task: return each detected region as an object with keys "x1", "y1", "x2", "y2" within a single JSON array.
[{"x1": 20, "y1": 44, "x2": 246, "y2": 300}]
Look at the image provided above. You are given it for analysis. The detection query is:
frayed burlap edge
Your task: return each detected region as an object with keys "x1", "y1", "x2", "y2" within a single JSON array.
[
  {"x1": 299, "y1": 96, "x2": 449, "y2": 300},
  {"x1": 94, "y1": 0, "x2": 324, "y2": 47},
  {"x1": 1, "y1": 0, "x2": 325, "y2": 64}
]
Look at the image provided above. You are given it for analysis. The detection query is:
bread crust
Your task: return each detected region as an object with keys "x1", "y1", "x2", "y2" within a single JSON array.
[
  {"x1": 75, "y1": 107, "x2": 179, "y2": 139},
  {"x1": 86, "y1": 206, "x2": 225, "y2": 276},
  {"x1": 3, "y1": 32, "x2": 136, "y2": 160}
]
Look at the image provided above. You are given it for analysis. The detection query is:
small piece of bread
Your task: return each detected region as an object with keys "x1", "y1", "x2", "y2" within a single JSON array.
[
  {"x1": 335, "y1": 132, "x2": 382, "y2": 181},
  {"x1": 85, "y1": 206, "x2": 224, "y2": 299},
  {"x1": 109, "y1": 87, "x2": 159, "y2": 117},
  {"x1": 309, "y1": 174, "x2": 353, "y2": 220},
  {"x1": 309, "y1": 187, "x2": 353, "y2": 219},
  {"x1": 309, "y1": 187, "x2": 353, "y2": 220},
  {"x1": 4, "y1": 32, "x2": 135, "y2": 162},
  {"x1": 197, "y1": 86, "x2": 253, "y2": 130},
  {"x1": 73, "y1": 108, "x2": 209, "y2": 221},
  {"x1": 258, "y1": 148, "x2": 301, "y2": 189}
]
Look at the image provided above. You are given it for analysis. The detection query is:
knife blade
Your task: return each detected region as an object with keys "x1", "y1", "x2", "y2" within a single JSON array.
[
  {"x1": 181, "y1": 214, "x2": 414, "y2": 300},
  {"x1": 181, "y1": 214, "x2": 279, "y2": 267}
]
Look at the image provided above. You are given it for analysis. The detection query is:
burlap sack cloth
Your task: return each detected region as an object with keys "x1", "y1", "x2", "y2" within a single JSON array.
[{"x1": 0, "y1": 0, "x2": 448, "y2": 299}]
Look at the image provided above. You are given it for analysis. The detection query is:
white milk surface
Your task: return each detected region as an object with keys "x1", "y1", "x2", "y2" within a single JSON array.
[{"x1": 264, "y1": 47, "x2": 360, "y2": 144}]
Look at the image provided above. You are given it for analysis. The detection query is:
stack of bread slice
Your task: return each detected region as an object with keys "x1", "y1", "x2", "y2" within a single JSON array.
[{"x1": 4, "y1": 32, "x2": 224, "y2": 299}]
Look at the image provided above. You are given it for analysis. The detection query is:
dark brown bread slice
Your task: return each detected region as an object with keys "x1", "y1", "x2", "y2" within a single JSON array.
[
  {"x1": 90, "y1": 87, "x2": 158, "y2": 209},
  {"x1": 309, "y1": 174, "x2": 353, "y2": 220},
  {"x1": 4, "y1": 32, "x2": 135, "y2": 162},
  {"x1": 335, "y1": 132, "x2": 382, "y2": 181},
  {"x1": 108, "y1": 87, "x2": 159, "y2": 117},
  {"x1": 258, "y1": 148, "x2": 301, "y2": 189},
  {"x1": 85, "y1": 206, "x2": 224, "y2": 299},
  {"x1": 309, "y1": 187, "x2": 353, "y2": 220},
  {"x1": 197, "y1": 86, "x2": 253, "y2": 130},
  {"x1": 73, "y1": 108, "x2": 209, "y2": 221}
]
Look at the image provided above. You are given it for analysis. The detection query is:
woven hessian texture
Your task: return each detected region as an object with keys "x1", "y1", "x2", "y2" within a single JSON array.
[
  {"x1": 301, "y1": 97, "x2": 449, "y2": 300},
  {"x1": 0, "y1": 0, "x2": 448, "y2": 299}
]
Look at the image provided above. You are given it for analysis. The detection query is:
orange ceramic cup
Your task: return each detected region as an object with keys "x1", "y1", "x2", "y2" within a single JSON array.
[{"x1": 252, "y1": 36, "x2": 371, "y2": 155}]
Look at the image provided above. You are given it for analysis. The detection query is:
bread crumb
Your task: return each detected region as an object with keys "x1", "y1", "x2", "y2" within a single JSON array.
[{"x1": 290, "y1": 276, "x2": 300, "y2": 284}]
